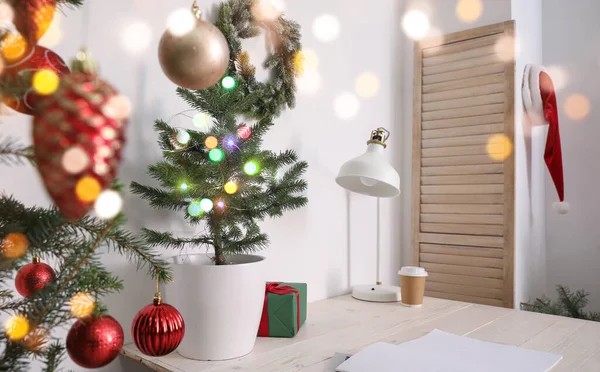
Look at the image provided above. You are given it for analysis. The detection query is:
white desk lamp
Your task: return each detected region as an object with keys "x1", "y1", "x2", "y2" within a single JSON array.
[{"x1": 336, "y1": 127, "x2": 401, "y2": 302}]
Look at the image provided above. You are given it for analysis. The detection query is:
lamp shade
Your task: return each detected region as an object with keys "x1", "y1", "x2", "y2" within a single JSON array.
[{"x1": 336, "y1": 143, "x2": 400, "y2": 198}]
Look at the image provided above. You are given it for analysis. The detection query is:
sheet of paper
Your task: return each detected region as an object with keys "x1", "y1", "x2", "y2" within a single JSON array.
[{"x1": 336, "y1": 329, "x2": 562, "y2": 372}]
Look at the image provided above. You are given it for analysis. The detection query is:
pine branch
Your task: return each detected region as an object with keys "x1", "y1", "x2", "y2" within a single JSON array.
[{"x1": 0, "y1": 137, "x2": 35, "y2": 166}]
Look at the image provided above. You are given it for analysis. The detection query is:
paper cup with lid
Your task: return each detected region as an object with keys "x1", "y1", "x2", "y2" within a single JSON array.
[{"x1": 398, "y1": 266, "x2": 428, "y2": 307}]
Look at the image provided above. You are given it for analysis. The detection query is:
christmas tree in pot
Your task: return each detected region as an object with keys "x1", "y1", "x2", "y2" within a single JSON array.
[{"x1": 131, "y1": 0, "x2": 308, "y2": 361}]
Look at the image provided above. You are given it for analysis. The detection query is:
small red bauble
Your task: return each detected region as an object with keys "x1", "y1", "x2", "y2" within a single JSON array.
[
  {"x1": 132, "y1": 298, "x2": 185, "y2": 356},
  {"x1": 11, "y1": 0, "x2": 57, "y2": 44},
  {"x1": 15, "y1": 257, "x2": 55, "y2": 297},
  {"x1": 1, "y1": 44, "x2": 69, "y2": 115},
  {"x1": 33, "y1": 69, "x2": 127, "y2": 220},
  {"x1": 66, "y1": 315, "x2": 124, "y2": 369},
  {"x1": 237, "y1": 125, "x2": 251, "y2": 140}
]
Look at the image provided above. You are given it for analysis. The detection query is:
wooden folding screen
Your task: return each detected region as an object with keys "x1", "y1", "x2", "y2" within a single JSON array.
[{"x1": 411, "y1": 21, "x2": 515, "y2": 308}]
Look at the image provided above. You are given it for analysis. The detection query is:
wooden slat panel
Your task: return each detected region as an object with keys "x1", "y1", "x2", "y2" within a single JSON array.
[
  {"x1": 422, "y1": 33, "x2": 502, "y2": 57},
  {"x1": 422, "y1": 134, "x2": 493, "y2": 148},
  {"x1": 421, "y1": 174, "x2": 504, "y2": 185},
  {"x1": 423, "y1": 64, "x2": 504, "y2": 85},
  {"x1": 423, "y1": 144, "x2": 499, "y2": 157},
  {"x1": 420, "y1": 243, "x2": 504, "y2": 258},
  {"x1": 411, "y1": 40, "x2": 424, "y2": 267},
  {"x1": 421, "y1": 194, "x2": 504, "y2": 204},
  {"x1": 425, "y1": 290, "x2": 504, "y2": 307},
  {"x1": 423, "y1": 73, "x2": 503, "y2": 94},
  {"x1": 422, "y1": 123, "x2": 504, "y2": 139},
  {"x1": 422, "y1": 262, "x2": 502, "y2": 279},
  {"x1": 421, "y1": 164, "x2": 503, "y2": 176},
  {"x1": 422, "y1": 114, "x2": 504, "y2": 130},
  {"x1": 420, "y1": 252, "x2": 503, "y2": 268},
  {"x1": 420, "y1": 233, "x2": 504, "y2": 248},
  {"x1": 421, "y1": 185, "x2": 504, "y2": 195},
  {"x1": 423, "y1": 54, "x2": 500, "y2": 76},
  {"x1": 423, "y1": 83, "x2": 504, "y2": 103},
  {"x1": 427, "y1": 272, "x2": 503, "y2": 289},
  {"x1": 421, "y1": 213, "x2": 503, "y2": 225},
  {"x1": 426, "y1": 282, "x2": 503, "y2": 300},
  {"x1": 422, "y1": 104, "x2": 504, "y2": 122},
  {"x1": 421, "y1": 204, "x2": 503, "y2": 214},
  {"x1": 422, "y1": 155, "x2": 499, "y2": 167},
  {"x1": 423, "y1": 45, "x2": 496, "y2": 67},
  {"x1": 423, "y1": 94, "x2": 503, "y2": 112},
  {"x1": 421, "y1": 223, "x2": 503, "y2": 236}
]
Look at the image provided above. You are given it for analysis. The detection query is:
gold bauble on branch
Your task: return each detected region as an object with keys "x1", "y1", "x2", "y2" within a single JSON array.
[{"x1": 158, "y1": 2, "x2": 230, "y2": 90}]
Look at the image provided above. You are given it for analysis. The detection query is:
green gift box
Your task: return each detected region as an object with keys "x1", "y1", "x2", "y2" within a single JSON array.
[{"x1": 257, "y1": 282, "x2": 307, "y2": 337}]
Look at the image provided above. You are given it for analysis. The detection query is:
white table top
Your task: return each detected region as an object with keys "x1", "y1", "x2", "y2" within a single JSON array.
[{"x1": 121, "y1": 295, "x2": 600, "y2": 371}]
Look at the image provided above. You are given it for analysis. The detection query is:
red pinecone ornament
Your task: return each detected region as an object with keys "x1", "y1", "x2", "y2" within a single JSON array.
[
  {"x1": 11, "y1": 0, "x2": 57, "y2": 45},
  {"x1": 66, "y1": 315, "x2": 124, "y2": 369},
  {"x1": 1, "y1": 45, "x2": 69, "y2": 115},
  {"x1": 33, "y1": 64, "x2": 127, "y2": 220},
  {"x1": 132, "y1": 297, "x2": 185, "y2": 356},
  {"x1": 15, "y1": 257, "x2": 55, "y2": 297}
]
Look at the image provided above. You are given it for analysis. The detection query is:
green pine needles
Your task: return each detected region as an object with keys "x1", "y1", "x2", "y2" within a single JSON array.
[
  {"x1": 521, "y1": 285, "x2": 600, "y2": 321},
  {"x1": 131, "y1": 0, "x2": 307, "y2": 265}
]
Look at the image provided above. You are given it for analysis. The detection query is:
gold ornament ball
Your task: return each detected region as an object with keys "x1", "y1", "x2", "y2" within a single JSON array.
[{"x1": 158, "y1": 18, "x2": 230, "y2": 90}]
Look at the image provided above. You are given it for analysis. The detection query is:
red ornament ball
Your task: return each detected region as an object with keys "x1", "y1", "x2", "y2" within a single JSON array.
[
  {"x1": 33, "y1": 71, "x2": 128, "y2": 220},
  {"x1": 132, "y1": 301, "x2": 185, "y2": 356},
  {"x1": 66, "y1": 315, "x2": 124, "y2": 369},
  {"x1": 15, "y1": 258, "x2": 55, "y2": 297},
  {"x1": 1, "y1": 45, "x2": 69, "y2": 115},
  {"x1": 237, "y1": 125, "x2": 252, "y2": 140}
]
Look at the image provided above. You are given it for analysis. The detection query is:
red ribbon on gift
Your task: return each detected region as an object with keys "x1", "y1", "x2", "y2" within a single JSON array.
[{"x1": 258, "y1": 282, "x2": 300, "y2": 337}]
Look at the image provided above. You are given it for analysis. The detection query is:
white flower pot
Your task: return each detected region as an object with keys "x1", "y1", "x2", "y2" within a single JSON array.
[{"x1": 166, "y1": 254, "x2": 266, "y2": 360}]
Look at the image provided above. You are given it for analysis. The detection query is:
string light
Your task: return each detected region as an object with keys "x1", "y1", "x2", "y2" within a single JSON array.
[
  {"x1": 244, "y1": 161, "x2": 259, "y2": 175},
  {"x1": 204, "y1": 136, "x2": 218, "y2": 149},
  {"x1": 564, "y1": 94, "x2": 590, "y2": 120},
  {"x1": 402, "y1": 10, "x2": 430, "y2": 40},
  {"x1": 237, "y1": 126, "x2": 252, "y2": 140},
  {"x1": 333, "y1": 92, "x2": 360, "y2": 119},
  {"x1": 216, "y1": 200, "x2": 225, "y2": 209},
  {"x1": 1, "y1": 232, "x2": 28, "y2": 259},
  {"x1": 486, "y1": 134, "x2": 513, "y2": 161},
  {"x1": 187, "y1": 201, "x2": 202, "y2": 216},
  {"x1": 456, "y1": 0, "x2": 483, "y2": 23},
  {"x1": 75, "y1": 176, "x2": 101, "y2": 203},
  {"x1": 193, "y1": 112, "x2": 212, "y2": 130},
  {"x1": 180, "y1": 182, "x2": 189, "y2": 191},
  {"x1": 494, "y1": 35, "x2": 518, "y2": 62},
  {"x1": 223, "y1": 135, "x2": 238, "y2": 151},
  {"x1": 5, "y1": 314, "x2": 30, "y2": 342},
  {"x1": 32, "y1": 69, "x2": 60, "y2": 96},
  {"x1": 209, "y1": 148, "x2": 225, "y2": 163},
  {"x1": 61, "y1": 146, "x2": 90, "y2": 174},
  {"x1": 176, "y1": 130, "x2": 191, "y2": 145},
  {"x1": 296, "y1": 70, "x2": 322, "y2": 95},
  {"x1": 69, "y1": 292, "x2": 95, "y2": 319},
  {"x1": 93, "y1": 190, "x2": 123, "y2": 220},
  {"x1": 312, "y1": 14, "x2": 340, "y2": 43},
  {"x1": 224, "y1": 181, "x2": 238, "y2": 194},
  {"x1": 200, "y1": 198, "x2": 214, "y2": 213},
  {"x1": 221, "y1": 76, "x2": 236, "y2": 90},
  {"x1": 121, "y1": 21, "x2": 152, "y2": 55},
  {"x1": 166, "y1": 8, "x2": 196, "y2": 37},
  {"x1": 354, "y1": 71, "x2": 380, "y2": 99}
]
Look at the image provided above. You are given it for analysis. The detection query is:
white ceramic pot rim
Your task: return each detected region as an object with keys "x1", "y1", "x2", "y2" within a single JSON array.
[{"x1": 169, "y1": 253, "x2": 266, "y2": 267}]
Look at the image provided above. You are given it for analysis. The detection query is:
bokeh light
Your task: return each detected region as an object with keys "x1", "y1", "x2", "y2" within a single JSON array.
[
  {"x1": 193, "y1": 112, "x2": 212, "y2": 131},
  {"x1": 251, "y1": 0, "x2": 285, "y2": 21},
  {"x1": 176, "y1": 130, "x2": 191, "y2": 145},
  {"x1": 486, "y1": 134, "x2": 513, "y2": 161},
  {"x1": 494, "y1": 36, "x2": 518, "y2": 62},
  {"x1": 1, "y1": 232, "x2": 28, "y2": 259},
  {"x1": 166, "y1": 8, "x2": 196, "y2": 37},
  {"x1": 312, "y1": 14, "x2": 340, "y2": 43},
  {"x1": 296, "y1": 70, "x2": 322, "y2": 95},
  {"x1": 75, "y1": 176, "x2": 101, "y2": 203},
  {"x1": 102, "y1": 95, "x2": 132, "y2": 120},
  {"x1": 1, "y1": 33, "x2": 28, "y2": 62},
  {"x1": 4, "y1": 314, "x2": 30, "y2": 342},
  {"x1": 188, "y1": 201, "x2": 202, "y2": 217},
  {"x1": 237, "y1": 125, "x2": 252, "y2": 140},
  {"x1": 456, "y1": 0, "x2": 483, "y2": 23},
  {"x1": 221, "y1": 76, "x2": 236, "y2": 90},
  {"x1": 69, "y1": 292, "x2": 95, "y2": 319},
  {"x1": 61, "y1": 146, "x2": 90, "y2": 174},
  {"x1": 94, "y1": 190, "x2": 123, "y2": 220},
  {"x1": 32, "y1": 69, "x2": 60, "y2": 96},
  {"x1": 180, "y1": 182, "x2": 189, "y2": 191},
  {"x1": 354, "y1": 71, "x2": 380, "y2": 99},
  {"x1": 121, "y1": 21, "x2": 152, "y2": 55},
  {"x1": 224, "y1": 181, "x2": 238, "y2": 194},
  {"x1": 209, "y1": 148, "x2": 225, "y2": 163},
  {"x1": 301, "y1": 49, "x2": 319, "y2": 73},
  {"x1": 402, "y1": 10, "x2": 430, "y2": 40},
  {"x1": 333, "y1": 92, "x2": 360, "y2": 119},
  {"x1": 545, "y1": 66, "x2": 568, "y2": 92},
  {"x1": 564, "y1": 94, "x2": 590, "y2": 121},
  {"x1": 223, "y1": 135, "x2": 238, "y2": 151},
  {"x1": 244, "y1": 161, "x2": 259, "y2": 175},
  {"x1": 200, "y1": 198, "x2": 214, "y2": 212},
  {"x1": 216, "y1": 200, "x2": 225, "y2": 209},
  {"x1": 204, "y1": 136, "x2": 218, "y2": 149}
]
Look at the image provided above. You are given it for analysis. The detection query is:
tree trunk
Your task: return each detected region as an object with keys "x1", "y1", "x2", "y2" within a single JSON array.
[{"x1": 214, "y1": 243, "x2": 226, "y2": 265}]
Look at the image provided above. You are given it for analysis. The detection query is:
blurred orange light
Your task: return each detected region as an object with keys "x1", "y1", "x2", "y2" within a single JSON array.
[
  {"x1": 487, "y1": 134, "x2": 512, "y2": 161},
  {"x1": 564, "y1": 94, "x2": 590, "y2": 121}
]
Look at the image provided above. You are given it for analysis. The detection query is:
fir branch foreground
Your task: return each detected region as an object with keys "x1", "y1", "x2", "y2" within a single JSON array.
[{"x1": 522, "y1": 285, "x2": 600, "y2": 321}]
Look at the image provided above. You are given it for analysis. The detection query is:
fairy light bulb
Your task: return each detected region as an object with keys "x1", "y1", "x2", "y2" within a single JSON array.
[
  {"x1": 244, "y1": 161, "x2": 259, "y2": 175},
  {"x1": 221, "y1": 76, "x2": 236, "y2": 90},
  {"x1": 69, "y1": 292, "x2": 95, "y2": 319},
  {"x1": 176, "y1": 130, "x2": 191, "y2": 145},
  {"x1": 1, "y1": 232, "x2": 29, "y2": 259},
  {"x1": 200, "y1": 198, "x2": 214, "y2": 212},
  {"x1": 75, "y1": 176, "x2": 101, "y2": 203},
  {"x1": 93, "y1": 190, "x2": 123, "y2": 220},
  {"x1": 224, "y1": 181, "x2": 238, "y2": 194},
  {"x1": 204, "y1": 136, "x2": 218, "y2": 149},
  {"x1": 223, "y1": 135, "x2": 238, "y2": 151},
  {"x1": 180, "y1": 182, "x2": 189, "y2": 191},
  {"x1": 32, "y1": 69, "x2": 60, "y2": 95},
  {"x1": 5, "y1": 314, "x2": 30, "y2": 342},
  {"x1": 216, "y1": 200, "x2": 225, "y2": 209},
  {"x1": 187, "y1": 201, "x2": 202, "y2": 217},
  {"x1": 208, "y1": 148, "x2": 225, "y2": 163}
]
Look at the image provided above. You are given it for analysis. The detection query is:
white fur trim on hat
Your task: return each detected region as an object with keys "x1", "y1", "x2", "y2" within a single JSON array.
[{"x1": 522, "y1": 64, "x2": 546, "y2": 125}]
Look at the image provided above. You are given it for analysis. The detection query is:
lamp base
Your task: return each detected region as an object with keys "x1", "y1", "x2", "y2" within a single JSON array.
[{"x1": 351, "y1": 284, "x2": 401, "y2": 302}]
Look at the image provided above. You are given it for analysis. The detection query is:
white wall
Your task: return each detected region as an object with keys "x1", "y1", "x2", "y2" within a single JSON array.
[{"x1": 543, "y1": 0, "x2": 600, "y2": 311}]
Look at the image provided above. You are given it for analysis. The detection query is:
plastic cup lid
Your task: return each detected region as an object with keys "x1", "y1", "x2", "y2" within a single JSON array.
[{"x1": 398, "y1": 266, "x2": 428, "y2": 277}]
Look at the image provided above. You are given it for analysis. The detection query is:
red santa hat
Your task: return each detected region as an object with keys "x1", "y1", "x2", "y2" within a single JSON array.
[{"x1": 522, "y1": 64, "x2": 569, "y2": 214}]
